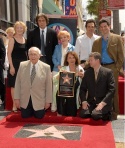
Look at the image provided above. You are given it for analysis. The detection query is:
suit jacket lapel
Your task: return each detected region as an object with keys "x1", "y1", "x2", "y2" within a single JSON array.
[
  {"x1": 107, "y1": 33, "x2": 112, "y2": 48},
  {"x1": 98, "y1": 38, "x2": 102, "y2": 54},
  {"x1": 25, "y1": 61, "x2": 31, "y2": 85},
  {"x1": 33, "y1": 61, "x2": 44, "y2": 83},
  {"x1": 36, "y1": 28, "x2": 41, "y2": 47},
  {"x1": 96, "y1": 66, "x2": 103, "y2": 83},
  {"x1": 46, "y1": 28, "x2": 49, "y2": 47}
]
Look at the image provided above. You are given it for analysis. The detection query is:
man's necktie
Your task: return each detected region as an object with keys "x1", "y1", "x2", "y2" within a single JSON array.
[
  {"x1": 41, "y1": 30, "x2": 45, "y2": 55},
  {"x1": 95, "y1": 71, "x2": 98, "y2": 81},
  {"x1": 31, "y1": 65, "x2": 36, "y2": 84}
]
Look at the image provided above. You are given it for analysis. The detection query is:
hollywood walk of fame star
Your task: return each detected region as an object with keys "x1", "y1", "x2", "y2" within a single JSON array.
[
  {"x1": 62, "y1": 74, "x2": 72, "y2": 84},
  {"x1": 23, "y1": 125, "x2": 79, "y2": 140}
]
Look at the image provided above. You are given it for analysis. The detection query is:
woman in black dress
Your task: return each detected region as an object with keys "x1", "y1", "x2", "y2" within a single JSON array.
[{"x1": 7, "y1": 21, "x2": 27, "y2": 111}]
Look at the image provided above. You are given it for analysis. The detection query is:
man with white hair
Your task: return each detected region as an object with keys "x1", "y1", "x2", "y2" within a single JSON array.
[{"x1": 14, "y1": 47, "x2": 52, "y2": 118}]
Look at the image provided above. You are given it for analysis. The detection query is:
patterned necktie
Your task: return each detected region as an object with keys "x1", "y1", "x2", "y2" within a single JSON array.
[
  {"x1": 31, "y1": 65, "x2": 36, "y2": 84},
  {"x1": 41, "y1": 30, "x2": 45, "y2": 55}
]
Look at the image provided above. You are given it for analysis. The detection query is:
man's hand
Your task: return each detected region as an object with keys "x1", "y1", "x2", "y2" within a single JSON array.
[
  {"x1": 14, "y1": 99, "x2": 20, "y2": 109},
  {"x1": 95, "y1": 102, "x2": 106, "y2": 111},
  {"x1": 82, "y1": 101, "x2": 89, "y2": 110},
  {"x1": 57, "y1": 65, "x2": 62, "y2": 71},
  {"x1": 45, "y1": 103, "x2": 50, "y2": 110}
]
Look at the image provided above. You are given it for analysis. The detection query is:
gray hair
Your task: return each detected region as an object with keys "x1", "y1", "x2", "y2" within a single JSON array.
[{"x1": 28, "y1": 47, "x2": 41, "y2": 55}]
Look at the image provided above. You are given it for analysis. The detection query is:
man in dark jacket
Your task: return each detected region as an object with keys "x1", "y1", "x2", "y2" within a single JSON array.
[
  {"x1": 27, "y1": 13, "x2": 58, "y2": 71},
  {"x1": 0, "y1": 38, "x2": 6, "y2": 105},
  {"x1": 80, "y1": 52, "x2": 115, "y2": 120}
]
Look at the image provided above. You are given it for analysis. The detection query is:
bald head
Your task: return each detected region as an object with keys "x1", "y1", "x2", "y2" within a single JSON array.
[
  {"x1": 28, "y1": 47, "x2": 41, "y2": 55},
  {"x1": 28, "y1": 47, "x2": 41, "y2": 64}
]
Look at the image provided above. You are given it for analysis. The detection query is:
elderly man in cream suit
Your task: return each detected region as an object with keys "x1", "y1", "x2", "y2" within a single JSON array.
[{"x1": 14, "y1": 47, "x2": 52, "y2": 118}]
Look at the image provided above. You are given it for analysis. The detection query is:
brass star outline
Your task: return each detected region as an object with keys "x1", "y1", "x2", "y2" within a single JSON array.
[{"x1": 62, "y1": 74, "x2": 72, "y2": 84}]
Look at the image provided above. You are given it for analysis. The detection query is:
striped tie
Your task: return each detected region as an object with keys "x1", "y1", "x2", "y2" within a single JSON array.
[{"x1": 31, "y1": 65, "x2": 36, "y2": 84}]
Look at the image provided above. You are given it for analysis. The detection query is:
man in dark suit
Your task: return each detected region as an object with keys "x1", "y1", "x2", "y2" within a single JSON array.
[
  {"x1": 92, "y1": 18, "x2": 124, "y2": 119},
  {"x1": 80, "y1": 52, "x2": 115, "y2": 120},
  {"x1": 27, "y1": 13, "x2": 58, "y2": 71},
  {"x1": 0, "y1": 38, "x2": 5, "y2": 104}
]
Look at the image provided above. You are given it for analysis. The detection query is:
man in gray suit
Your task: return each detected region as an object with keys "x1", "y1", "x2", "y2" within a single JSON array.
[
  {"x1": 14, "y1": 47, "x2": 52, "y2": 118},
  {"x1": 80, "y1": 52, "x2": 115, "y2": 120}
]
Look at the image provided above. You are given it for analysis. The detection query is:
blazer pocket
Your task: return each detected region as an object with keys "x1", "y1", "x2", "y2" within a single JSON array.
[
  {"x1": 38, "y1": 76, "x2": 46, "y2": 83},
  {"x1": 110, "y1": 44, "x2": 117, "y2": 47}
]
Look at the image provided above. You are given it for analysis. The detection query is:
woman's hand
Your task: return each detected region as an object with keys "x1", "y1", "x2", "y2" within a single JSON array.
[
  {"x1": 76, "y1": 70, "x2": 84, "y2": 78},
  {"x1": 57, "y1": 65, "x2": 62, "y2": 70},
  {"x1": 10, "y1": 66, "x2": 15, "y2": 76}
]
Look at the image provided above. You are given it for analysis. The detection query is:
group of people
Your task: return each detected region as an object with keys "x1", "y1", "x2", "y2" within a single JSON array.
[{"x1": 0, "y1": 13, "x2": 124, "y2": 121}]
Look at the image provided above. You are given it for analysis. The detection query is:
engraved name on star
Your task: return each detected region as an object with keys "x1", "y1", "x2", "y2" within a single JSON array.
[
  {"x1": 62, "y1": 74, "x2": 72, "y2": 84},
  {"x1": 23, "y1": 125, "x2": 78, "y2": 140}
]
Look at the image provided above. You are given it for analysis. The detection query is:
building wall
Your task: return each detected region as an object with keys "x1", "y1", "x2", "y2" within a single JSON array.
[
  {"x1": 76, "y1": 0, "x2": 85, "y2": 33},
  {"x1": 18, "y1": 0, "x2": 30, "y2": 23}
]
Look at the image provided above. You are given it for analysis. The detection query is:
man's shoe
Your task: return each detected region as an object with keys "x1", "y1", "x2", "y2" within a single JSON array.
[{"x1": 102, "y1": 112, "x2": 112, "y2": 121}]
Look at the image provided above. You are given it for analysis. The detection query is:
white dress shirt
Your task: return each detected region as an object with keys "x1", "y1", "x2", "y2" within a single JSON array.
[{"x1": 75, "y1": 33, "x2": 100, "y2": 61}]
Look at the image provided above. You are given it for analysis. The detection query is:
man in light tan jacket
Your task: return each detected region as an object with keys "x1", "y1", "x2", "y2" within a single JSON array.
[{"x1": 14, "y1": 47, "x2": 52, "y2": 118}]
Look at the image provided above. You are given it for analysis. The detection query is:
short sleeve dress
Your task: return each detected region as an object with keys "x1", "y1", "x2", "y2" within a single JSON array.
[{"x1": 8, "y1": 38, "x2": 27, "y2": 87}]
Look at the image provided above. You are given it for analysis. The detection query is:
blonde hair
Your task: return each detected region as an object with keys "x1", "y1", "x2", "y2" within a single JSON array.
[
  {"x1": 57, "y1": 30, "x2": 70, "y2": 40},
  {"x1": 5, "y1": 27, "x2": 15, "y2": 34},
  {"x1": 14, "y1": 21, "x2": 27, "y2": 33}
]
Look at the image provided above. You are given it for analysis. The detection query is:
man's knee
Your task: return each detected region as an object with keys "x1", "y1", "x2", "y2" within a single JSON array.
[
  {"x1": 91, "y1": 109, "x2": 102, "y2": 120},
  {"x1": 79, "y1": 109, "x2": 91, "y2": 118},
  {"x1": 34, "y1": 109, "x2": 45, "y2": 119}
]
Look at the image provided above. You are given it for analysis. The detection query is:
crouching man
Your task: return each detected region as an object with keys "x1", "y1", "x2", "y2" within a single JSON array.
[{"x1": 79, "y1": 52, "x2": 115, "y2": 120}]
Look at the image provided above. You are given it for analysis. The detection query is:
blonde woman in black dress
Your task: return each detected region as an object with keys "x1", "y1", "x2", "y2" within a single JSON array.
[{"x1": 7, "y1": 21, "x2": 27, "y2": 112}]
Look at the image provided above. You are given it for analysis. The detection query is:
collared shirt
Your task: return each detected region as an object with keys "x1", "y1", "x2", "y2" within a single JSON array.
[
  {"x1": 101, "y1": 37, "x2": 114, "y2": 64},
  {"x1": 40, "y1": 27, "x2": 47, "y2": 46},
  {"x1": 30, "y1": 61, "x2": 39, "y2": 75},
  {"x1": 75, "y1": 33, "x2": 100, "y2": 60},
  {"x1": 94, "y1": 65, "x2": 101, "y2": 79}
]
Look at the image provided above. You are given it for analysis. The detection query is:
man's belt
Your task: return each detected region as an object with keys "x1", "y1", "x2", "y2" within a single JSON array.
[{"x1": 101, "y1": 62, "x2": 115, "y2": 65}]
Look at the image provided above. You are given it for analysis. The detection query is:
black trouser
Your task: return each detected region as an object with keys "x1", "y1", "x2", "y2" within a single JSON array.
[
  {"x1": 56, "y1": 93, "x2": 77, "y2": 117},
  {"x1": 0, "y1": 69, "x2": 5, "y2": 104},
  {"x1": 21, "y1": 98, "x2": 45, "y2": 119},
  {"x1": 80, "y1": 101, "x2": 112, "y2": 120}
]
